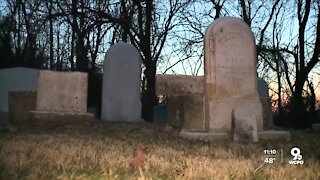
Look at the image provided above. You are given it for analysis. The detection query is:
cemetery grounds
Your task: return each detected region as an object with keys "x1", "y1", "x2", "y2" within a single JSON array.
[{"x1": 0, "y1": 122, "x2": 319, "y2": 179}]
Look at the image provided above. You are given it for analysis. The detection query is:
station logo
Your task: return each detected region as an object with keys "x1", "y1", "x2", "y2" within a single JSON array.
[{"x1": 289, "y1": 147, "x2": 304, "y2": 165}]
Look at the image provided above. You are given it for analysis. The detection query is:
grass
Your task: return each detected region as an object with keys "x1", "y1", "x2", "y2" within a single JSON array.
[{"x1": 0, "y1": 122, "x2": 319, "y2": 179}]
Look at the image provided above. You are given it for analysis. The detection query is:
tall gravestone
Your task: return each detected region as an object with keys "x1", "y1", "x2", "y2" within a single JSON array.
[
  {"x1": 102, "y1": 42, "x2": 142, "y2": 122},
  {"x1": 204, "y1": 17, "x2": 263, "y2": 136}
]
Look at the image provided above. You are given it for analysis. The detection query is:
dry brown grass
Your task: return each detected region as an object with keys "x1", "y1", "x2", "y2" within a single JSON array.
[{"x1": 0, "y1": 122, "x2": 319, "y2": 179}]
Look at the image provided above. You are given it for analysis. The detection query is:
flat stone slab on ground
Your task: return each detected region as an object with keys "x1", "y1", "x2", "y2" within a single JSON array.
[
  {"x1": 179, "y1": 129, "x2": 290, "y2": 141},
  {"x1": 258, "y1": 130, "x2": 290, "y2": 141},
  {"x1": 179, "y1": 129, "x2": 231, "y2": 141},
  {"x1": 29, "y1": 111, "x2": 94, "y2": 127}
]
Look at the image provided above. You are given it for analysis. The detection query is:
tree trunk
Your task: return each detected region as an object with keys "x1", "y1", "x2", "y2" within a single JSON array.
[
  {"x1": 142, "y1": 60, "x2": 156, "y2": 122},
  {"x1": 276, "y1": 60, "x2": 283, "y2": 122},
  {"x1": 75, "y1": 34, "x2": 88, "y2": 72},
  {"x1": 291, "y1": 74, "x2": 307, "y2": 128},
  {"x1": 49, "y1": 0, "x2": 54, "y2": 70}
]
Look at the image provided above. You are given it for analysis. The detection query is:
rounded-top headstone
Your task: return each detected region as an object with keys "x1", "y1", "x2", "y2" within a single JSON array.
[
  {"x1": 204, "y1": 16, "x2": 257, "y2": 95},
  {"x1": 257, "y1": 77, "x2": 269, "y2": 98},
  {"x1": 204, "y1": 16, "x2": 263, "y2": 132},
  {"x1": 102, "y1": 42, "x2": 142, "y2": 122}
]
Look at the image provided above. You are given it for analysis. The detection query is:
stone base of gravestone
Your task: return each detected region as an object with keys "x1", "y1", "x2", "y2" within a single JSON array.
[
  {"x1": 9, "y1": 91, "x2": 36, "y2": 126},
  {"x1": 179, "y1": 130, "x2": 290, "y2": 141},
  {"x1": 179, "y1": 130, "x2": 231, "y2": 141},
  {"x1": 208, "y1": 94, "x2": 263, "y2": 132},
  {"x1": 29, "y1": 111, "x2": 94, "y2": 128},
  {"x1": 258, "y1": 130, "x2": 291, "y2": 141}
]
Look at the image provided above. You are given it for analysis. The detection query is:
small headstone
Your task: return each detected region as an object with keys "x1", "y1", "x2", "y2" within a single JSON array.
[
  {"x1": 232, "y1": 107, "x2": 258, "y2": 142},
  {"x1": 257, "y1": 78, "x2": 269, "y2": 98},
  {"x1": 204, "y1": 16, "x2": 263, "y2": 132},
  {"x1": 102, "y1": 42, "x2": 142, "y2": 122},
  {"x1": 257, "y1": 77, "x2": 273, "y2": 129}
]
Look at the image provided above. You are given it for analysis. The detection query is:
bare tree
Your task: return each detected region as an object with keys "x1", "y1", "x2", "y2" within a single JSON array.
[{"x1": 93, "y1": 0, "x2": 191, "y2": 121}]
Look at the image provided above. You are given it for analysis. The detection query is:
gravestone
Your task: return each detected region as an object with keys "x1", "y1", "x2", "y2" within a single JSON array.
[
  {"x1": 257, "y1": 77, "x2": 273, "y2": 129},
  {"x1": 30, "y1": 70, "x2": 93, "y2": 127},
  {"x1": 156, "y1": 75, "x2": 205, "y2": 130},
  {"x1": 102, "y1": 42, "x2": 142, "y2": 122},
  {"x1": 0, "y1": 67, "x2": 39, "y2": 125},
  {"x1": 204, "y1": 16, "x2": 263, "y2": 138},
  {"x1": 156, "y1": 17, "x2": 290, "y2": 141},
  {"x1": 36, "y1": 70, "x2": 87, "y2": 112},
  {"x1": 232, "y1": 107, "x2": 258, "y2": 142}
]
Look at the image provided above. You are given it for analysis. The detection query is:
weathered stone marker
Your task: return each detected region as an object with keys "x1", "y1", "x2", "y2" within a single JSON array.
[
  {"x1": 156, "y1": 17, "x2": 290, "y2": 141},
  {"x1": 102, "y1": 42, "x2": 142, "y2": 122},
  {"x1": 257, "y1": 77, "x2": 273, "y2": 129},
  {"x1": 204, "y1": 16, "x2": 263, "y2": 139},
  {"x1": 156, "y1": 75, "x2": 205, "y2": 130},
  {"x1": 36, "y1": 71, "x2": 87, "y2": 112},
  {"x1": 30, "y1": 70, "x2": 94, "y2": 127}
]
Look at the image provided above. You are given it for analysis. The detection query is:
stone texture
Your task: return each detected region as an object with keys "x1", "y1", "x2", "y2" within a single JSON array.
[
  {"x1": 258, "y1": 130, "x2": 291, "y2": 141},
  {"x1": 258, "y1": 77, "x2": 273, "y2": 129},
  {"x1": 156, "y1": 75, "x2": 204, "y2": 95},
  {"x1": 30, "y1": 70, "x2": 93, "y2": 128},
  {"x1": 166, "y1": 95, "x2": 205, "y2": 130},
  {"x1": 29, "y1": 111, "x2": 94, "y2": 127},
  {"x1": 232, "y1": 107, "x2": 258, "y2": 142},
  {"x1": 204, "y1": 16, "x2": 263, "y2": 132},
  {"x1": 182, "y1": 95, "x2": 205, "y2": 130},
  {"x1": 167, "y1": 95, "x2": 184, "y2": 128},
  {"x1": 179, "y1": 130, "x2": 230, "y2": 141},
  {"x1": 9, "y1": 91, "x2": 36, "y2": 126},
  {"x1": 36, "y1": 70, "x2": 88, "y2": 112},
  {"x1": 102, "y1": 42, "x2": 142, "y2": 122},
  {"x1": 155, "y1": 75, "x2": 205, "y2": 130},
  {"x1": 179, "y1": 130, "x2": 290, "y2": 141}
]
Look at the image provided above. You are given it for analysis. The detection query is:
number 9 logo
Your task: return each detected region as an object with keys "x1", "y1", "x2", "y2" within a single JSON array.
[{"x1": 291, "y1": 147, "x2": 302, "y2": 160}]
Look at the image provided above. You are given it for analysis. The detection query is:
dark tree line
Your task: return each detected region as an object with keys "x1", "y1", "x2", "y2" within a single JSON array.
[
  {"x1": 0, "y1": 0, "x2": 190, "y2": 122},
  {"x1": 0, "y1": 0, "x2": 319, "y2": 126}
]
